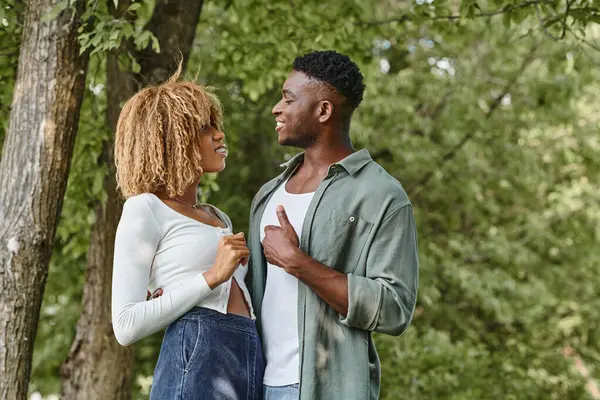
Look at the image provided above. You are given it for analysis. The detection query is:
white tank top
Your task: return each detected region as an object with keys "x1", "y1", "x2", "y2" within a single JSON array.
[{"x1": 260, "y1": 179, "x2": 315, "y2": 386}]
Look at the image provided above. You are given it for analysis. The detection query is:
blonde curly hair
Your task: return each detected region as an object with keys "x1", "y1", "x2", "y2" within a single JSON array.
[{"x1": 114, "y1": 65, "x2": 223, "y2": 198}]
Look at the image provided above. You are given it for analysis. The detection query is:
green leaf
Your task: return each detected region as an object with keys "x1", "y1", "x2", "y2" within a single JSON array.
[
  {"x1": 135, "y1": 30, "x2": 151, "y2": 49},
  {"x1": 109, "y1": 28, "x2": 119, "y2": 41},
  {"x1": 127, "y1": 3, "x2": 142, "y2": 12},
  {"x1": 151, "y1": 34, "x2": 160, "y2": 53},
  {"x1": 90, "y1": 33, "x2": 103, "y2": 48},
  {"x1": 130, "y1": 53, "x2": 141, "y2": 73},
  {"x1": 121, "y1": 23, "x2": 134, "y2": 39}
]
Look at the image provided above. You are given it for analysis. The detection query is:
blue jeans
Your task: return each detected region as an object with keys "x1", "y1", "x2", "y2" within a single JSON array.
[
  {"x1": 150, "y1": 307, "x2": 265, "y2": 400},
  {"x1": 263, "y1": 384, "x2": 299, "y2": 400}
]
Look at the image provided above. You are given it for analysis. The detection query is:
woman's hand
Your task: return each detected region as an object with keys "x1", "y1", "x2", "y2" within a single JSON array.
[{"x1": 204, "y1": 233, "x2": 249, "y2": 289}]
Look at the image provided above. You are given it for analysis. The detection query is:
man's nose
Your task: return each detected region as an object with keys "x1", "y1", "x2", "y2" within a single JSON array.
[{"x1": 272, "y1": 100, "x2": 282, "y2": 115}]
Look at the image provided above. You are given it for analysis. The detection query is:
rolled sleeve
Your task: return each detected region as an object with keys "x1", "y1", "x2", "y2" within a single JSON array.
[{"x1": 339, "y1": 204, "x2": 419, "y2": 336}]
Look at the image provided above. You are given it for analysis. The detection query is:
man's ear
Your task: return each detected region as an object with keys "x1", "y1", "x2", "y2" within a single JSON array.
[{"x1": 318, "y1": 100, "x2": 334, "y2": 123}]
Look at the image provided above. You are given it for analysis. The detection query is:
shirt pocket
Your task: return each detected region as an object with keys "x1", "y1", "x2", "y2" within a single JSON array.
[{"x1": 317, "y1": 209, "x2": 373, "y2": 274}]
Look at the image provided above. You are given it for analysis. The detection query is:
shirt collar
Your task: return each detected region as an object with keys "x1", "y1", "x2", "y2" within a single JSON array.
[
  {"x1": 279, "y1": 148, "x2": 372, "y2": 177},
  {"x1": 334, "y1": 149, "x2": 372, "y2": 175}
]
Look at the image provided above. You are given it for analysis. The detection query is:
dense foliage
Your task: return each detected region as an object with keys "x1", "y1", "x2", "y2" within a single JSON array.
[{"x1": 1, "y1": 0, "x2": 598, "y2": 399}]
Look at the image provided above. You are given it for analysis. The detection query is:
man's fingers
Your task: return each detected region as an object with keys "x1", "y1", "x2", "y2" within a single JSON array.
[
  {"x1": 263, "y1": 224, "x2": 278, "y2": 234},
  {"x1": 276, "y1": 205, "x2": 294, "y2": 232}
]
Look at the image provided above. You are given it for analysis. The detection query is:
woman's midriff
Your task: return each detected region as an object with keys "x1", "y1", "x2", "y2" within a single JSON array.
[{"x1": 227, "y1": 278, "x2": 251, "y2": 317}]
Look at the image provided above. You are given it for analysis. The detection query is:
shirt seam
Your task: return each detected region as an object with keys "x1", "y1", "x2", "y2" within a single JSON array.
[{"x1": 381, "y1": 202, "x2": 412, "y2": 224}]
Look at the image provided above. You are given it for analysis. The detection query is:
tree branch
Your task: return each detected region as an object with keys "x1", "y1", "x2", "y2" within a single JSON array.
[
  {"x1": 573, "y1": 31, "x2": 600, "y2": 52},
  {"x1": 560, "y1": 0, "x2": 575, "y2": 39},
  {"x1": 357, "y1": 0, "x2": 548, "y2": 26}
]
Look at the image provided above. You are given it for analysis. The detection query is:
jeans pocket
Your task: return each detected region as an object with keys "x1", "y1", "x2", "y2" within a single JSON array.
[{"x1": 182, "y1": 319, "x2": 201, "y2": 372}]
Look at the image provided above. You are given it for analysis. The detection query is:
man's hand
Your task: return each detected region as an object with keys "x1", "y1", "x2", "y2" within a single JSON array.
[
  {"x1": 262, "y1": 205, "x2": 304, "y2": 275},
  {"x1": 263, "y1": 205, "x2": 349, "y2": 316}
]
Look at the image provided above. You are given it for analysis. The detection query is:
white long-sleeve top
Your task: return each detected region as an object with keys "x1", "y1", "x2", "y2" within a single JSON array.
[{"x1": 111, "y1": 193, "x2": 254, "y2": 346}]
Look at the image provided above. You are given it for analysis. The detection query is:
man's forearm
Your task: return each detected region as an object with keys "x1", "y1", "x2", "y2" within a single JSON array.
[{"x1": 291, "y1": 250, "x2": 349, "y2": 317}]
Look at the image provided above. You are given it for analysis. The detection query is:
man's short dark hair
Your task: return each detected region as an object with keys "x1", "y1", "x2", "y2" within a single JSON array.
[{"x1": 293, "y1": 50, "x2": 365, "y2": 110}]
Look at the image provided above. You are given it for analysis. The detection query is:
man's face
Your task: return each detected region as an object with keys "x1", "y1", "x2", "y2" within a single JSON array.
[{"x1": 271, "y1": 71, "x2": 320, "y2": 148}]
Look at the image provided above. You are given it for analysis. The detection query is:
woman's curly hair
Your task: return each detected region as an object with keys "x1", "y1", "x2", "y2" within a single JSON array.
[{"x1": 115, "y1": 64, "x2": 223, "y2": 198}]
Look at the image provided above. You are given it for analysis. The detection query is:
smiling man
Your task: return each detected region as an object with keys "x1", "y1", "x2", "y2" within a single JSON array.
[{"x1": 247, "y1": 50, "x2": 420, "y2": 400}]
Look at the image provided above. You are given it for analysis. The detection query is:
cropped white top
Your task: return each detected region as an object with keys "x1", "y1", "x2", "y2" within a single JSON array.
[{"x1": 111, "y1": 193, "x2": 254, "y2": 346}]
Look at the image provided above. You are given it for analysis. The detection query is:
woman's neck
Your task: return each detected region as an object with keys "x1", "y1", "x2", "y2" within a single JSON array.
[{"x1": 173, "y1": 183, "x2": 200, "y2": 205}]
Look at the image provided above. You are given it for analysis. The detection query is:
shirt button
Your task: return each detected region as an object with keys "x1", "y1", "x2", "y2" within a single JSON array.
[{"x1": 349, "y1": 216, "x2": 356, "y2": 222}]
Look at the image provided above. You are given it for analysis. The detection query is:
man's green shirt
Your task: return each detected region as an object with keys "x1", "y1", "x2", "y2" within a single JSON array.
[{"x1": 247, "y1": 149, "x2": 419, "y2": 399}]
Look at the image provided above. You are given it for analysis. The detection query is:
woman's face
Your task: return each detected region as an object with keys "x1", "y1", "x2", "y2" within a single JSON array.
[{"x1": 198, "y1": 125, "x2": 228, "y2": 173}]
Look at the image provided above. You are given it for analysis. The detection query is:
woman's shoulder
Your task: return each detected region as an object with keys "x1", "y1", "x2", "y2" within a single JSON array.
[
  {"x1": 122, "y1": 193, "x2": 162, "y2": 220},
  {"x1": 117, "y1": 193, "x2": 164, "y2": 237},
  {"x1": 124, "y1": 192, "x2": 157, "y2": 208}
]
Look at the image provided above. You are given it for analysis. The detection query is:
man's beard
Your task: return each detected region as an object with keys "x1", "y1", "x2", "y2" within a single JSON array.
[{"x1": 279, "y1": 129, "x2": 318, "y2": 149}]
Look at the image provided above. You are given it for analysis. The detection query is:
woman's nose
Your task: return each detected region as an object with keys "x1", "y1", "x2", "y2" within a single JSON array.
[{"x1": 213, "y1": 129, "x2": 225, "y2": 141}]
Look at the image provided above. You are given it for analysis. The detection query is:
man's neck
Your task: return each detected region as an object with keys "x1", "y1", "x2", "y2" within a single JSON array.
[{"x1": 300, "y1": 135, "x2": 354, "y2": 175}]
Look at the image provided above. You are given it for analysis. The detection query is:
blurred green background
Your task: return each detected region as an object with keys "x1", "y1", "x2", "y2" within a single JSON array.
[{"x1": 1, "y1": 0, "x2": 599, "y2": 399}]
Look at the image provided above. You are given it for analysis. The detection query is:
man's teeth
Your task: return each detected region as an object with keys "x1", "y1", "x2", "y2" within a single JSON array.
[{"x1": 276, "y1": 122, "x2": 283, "y2": 127}]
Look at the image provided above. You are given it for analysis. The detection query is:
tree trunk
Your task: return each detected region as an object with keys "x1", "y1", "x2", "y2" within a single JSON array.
[
  {"x1": 59, "y1": 48, "x2": 137, "y2": 399},
  {"x1": 136, "y1": 0, "x2": 206, "y2": 86},
  {"x1": 60, "y1": 1, "x2": 204, "y2": 398},
  {"x1": 0, "y1": 1, "x2": 88, "y2": 399}
]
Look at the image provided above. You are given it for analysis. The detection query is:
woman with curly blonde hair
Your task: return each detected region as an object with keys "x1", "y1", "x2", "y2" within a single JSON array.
[{"x1": 111, "y1": 65, "x2": 264, "y2": 400}]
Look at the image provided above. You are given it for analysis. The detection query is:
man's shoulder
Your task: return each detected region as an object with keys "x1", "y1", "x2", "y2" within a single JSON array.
[{"x1": 356, "y1": 160, "x2": 411, "y2": 206}]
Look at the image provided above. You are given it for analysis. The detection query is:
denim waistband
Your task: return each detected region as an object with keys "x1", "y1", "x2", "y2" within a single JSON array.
[{"x1": 180, "y1": 306, "x2": 258, "y2": 335}]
